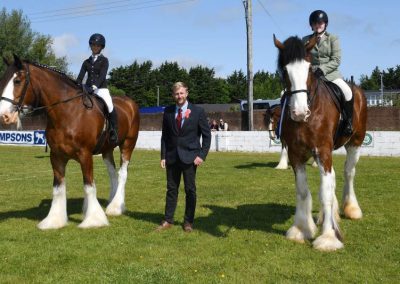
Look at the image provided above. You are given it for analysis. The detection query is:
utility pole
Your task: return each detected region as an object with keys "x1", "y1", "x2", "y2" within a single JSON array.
[
  {"x1": 380, "y1": 72, "x2": 384, "y2": 106},
  {"x1": 243, "y1": 0, "x2": 254, "y2": 130}
]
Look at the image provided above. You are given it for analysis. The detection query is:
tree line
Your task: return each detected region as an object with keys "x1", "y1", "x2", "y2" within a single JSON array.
[
  {"x1": 107, "y1": 61, "x2": 282, "y2": 106},
  {"x1": 359, "y1": 65, "x2": 400, "y2": 91},
  {"x1": 0, "y1": 8, "x2": 68, "y2": 75},
  {"x1": 1, "y1": 7, "x2": 399, "y2": 108}
]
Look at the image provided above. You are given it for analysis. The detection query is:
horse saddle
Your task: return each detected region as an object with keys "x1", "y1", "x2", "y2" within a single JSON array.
[
  {"x1": 320, "y1": 78, "x2": 351, "y2": 140},
  {"x1": 80, "y1": 88, "x2": 113, "y2": 154}
]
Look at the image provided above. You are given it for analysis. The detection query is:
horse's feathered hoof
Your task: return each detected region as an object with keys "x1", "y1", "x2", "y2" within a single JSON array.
[
  {"x1": 37, "y1": 216, "x2": 68, "y2": 230},
  {"x1": 343, "y1": 202, "x2": 362, "y2": 220},
  {"x1": 79, "y1": 203, "x2": 109, "y2": 228},
  {"x1": 286, "y1": 226, "x2": 307, "y2": 243},
  {"x1": 106, "y1": 202, "x2": 125, "y2": 216},
  {"x1": 313, "y1": 231, "x2": 344, "y2": 251},
  {"x1": 78, "y1": 215, "x2": 109, "y2": 228}
]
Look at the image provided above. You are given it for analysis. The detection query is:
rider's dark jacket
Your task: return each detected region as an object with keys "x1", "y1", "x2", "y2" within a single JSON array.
[{"x1": 76, "y1": 54, "x2": 109, "y2": 88}]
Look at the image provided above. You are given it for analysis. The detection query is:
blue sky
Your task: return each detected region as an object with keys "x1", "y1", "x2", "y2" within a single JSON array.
[{"x1": 2, "y1": 0, "x2": 400, "y2": 83}]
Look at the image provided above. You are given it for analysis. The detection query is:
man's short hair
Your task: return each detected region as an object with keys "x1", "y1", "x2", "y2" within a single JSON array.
[{"x1": 172, "y1": 82, "x2": 188, "y2": 92}]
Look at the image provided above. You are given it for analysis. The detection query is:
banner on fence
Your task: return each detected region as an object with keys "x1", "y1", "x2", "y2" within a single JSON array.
[{"x1": 0, "y1": 130, "x2": 46, "y2": 146}]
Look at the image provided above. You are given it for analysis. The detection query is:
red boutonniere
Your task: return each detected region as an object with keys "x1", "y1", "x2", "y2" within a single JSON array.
[{"x1": 185, "y1": 109, "x2": 191, "y2": 119}]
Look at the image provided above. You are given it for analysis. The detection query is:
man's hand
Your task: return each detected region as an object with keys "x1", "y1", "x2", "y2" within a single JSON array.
[
  {"x1": 160, "y1": 159, "x2": 166, "y2": 169},
  {"x1": 194, "y1": 156, "x2": 204, "y2": 166}
]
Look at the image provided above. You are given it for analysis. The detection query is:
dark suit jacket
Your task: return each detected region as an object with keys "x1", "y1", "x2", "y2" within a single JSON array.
[
  {"x1": 76, "y1": 54, "x2": 109, "y2": 88},
  {"x1": 161, "y1": 103, "x2": 211, "y2": 165}
]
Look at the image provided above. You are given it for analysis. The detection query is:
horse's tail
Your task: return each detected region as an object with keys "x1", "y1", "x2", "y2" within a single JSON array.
[{"x1": 332, "y1": 199, "x2": 344, "y2": 242}]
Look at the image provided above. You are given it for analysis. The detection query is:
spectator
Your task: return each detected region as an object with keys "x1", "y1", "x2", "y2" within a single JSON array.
[
  {"x1": 219, "y1": 119, "x2": 228, "y2": 131},
  {"x1": 210, "y1": 119, "x2": 219, "y2": 132}
]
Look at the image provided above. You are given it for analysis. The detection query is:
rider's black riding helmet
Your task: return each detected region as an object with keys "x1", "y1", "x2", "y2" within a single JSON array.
[
  {"x1": 89, "y1": 33, "x2": 106, "y2": 48},
  {"x1": 309, "y1": 10, "x2": 328, "y2": 27}
]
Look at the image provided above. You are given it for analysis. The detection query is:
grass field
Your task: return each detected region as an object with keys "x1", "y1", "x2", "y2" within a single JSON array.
[{"x1": 0, "y1": 146, "x2": 399, "y2": 283}]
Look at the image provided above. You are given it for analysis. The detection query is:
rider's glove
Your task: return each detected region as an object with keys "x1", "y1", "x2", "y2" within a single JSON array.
[{"x1": 314, "y1": 68, "x2": 324, "y2": 78}]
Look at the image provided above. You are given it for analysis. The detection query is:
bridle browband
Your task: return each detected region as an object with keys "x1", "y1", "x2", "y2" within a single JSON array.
[
  {"x1": 0, "y1": 63, "x2": 87, "y2": 115},
  {"x1": 0, "y1": 64, "x2": 32, "y2": 113}
]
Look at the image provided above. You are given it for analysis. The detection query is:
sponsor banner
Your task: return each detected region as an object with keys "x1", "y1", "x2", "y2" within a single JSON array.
[
  {"x1": 0, "y1": 130, "x2": 46, "y2": 146},
  {"x1": 362, "y1": 132, "x2": 373, "y2": 147},
  {"x1": 270, "y1": 132, "x2": 374, "y2": 148}
]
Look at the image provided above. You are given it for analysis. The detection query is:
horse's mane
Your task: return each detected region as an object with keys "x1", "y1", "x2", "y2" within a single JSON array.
[
  {"x1": 277, "y1": 36, "x2": 306, "y2": 75},
  {"x1": 27, "y1": 61, "x2": 80, "y2": 90}
]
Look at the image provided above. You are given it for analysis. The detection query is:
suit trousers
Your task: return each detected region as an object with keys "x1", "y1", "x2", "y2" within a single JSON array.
[{"x1": 164, "y1": 159, "x2": 197, "y2": 224}]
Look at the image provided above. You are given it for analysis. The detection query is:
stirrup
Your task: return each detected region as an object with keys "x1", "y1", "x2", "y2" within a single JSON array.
[
  {"x1": 109, "y1": 129, "x2": 118, "y2": 144},
  {"x1": 343, "y1": 123, "x2": 353, "y2": 136}
]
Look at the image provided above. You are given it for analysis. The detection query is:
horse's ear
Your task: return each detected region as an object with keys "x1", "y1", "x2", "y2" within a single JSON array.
[
  {"x1": 273, "y1": 34, "x2": 284, "y2": 50},
  {"x1": 305, "y1": 35, "x2": 317, "y2": 52},
  {"x1": 13, "y1": 54, "x2": 23, "y2": 70}
]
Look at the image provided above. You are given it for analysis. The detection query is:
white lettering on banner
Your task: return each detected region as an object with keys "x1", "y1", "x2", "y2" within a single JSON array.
[{"x1": 0, "y1": 130, "x2": 46, "y2": 146}]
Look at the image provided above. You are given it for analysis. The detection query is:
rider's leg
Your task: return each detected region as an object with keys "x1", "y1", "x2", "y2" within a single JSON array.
[
  {"x1": 95, "y1": 88, "x2": 118, "y2": 143},
  {"x1": 332, "y1": 78, "x2": 353, "y2": 135}
]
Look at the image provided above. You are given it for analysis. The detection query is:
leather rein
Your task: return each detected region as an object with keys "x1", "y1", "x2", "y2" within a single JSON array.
[{"x1": 0, "y1": 63, "x2": 90, "y2": 115}]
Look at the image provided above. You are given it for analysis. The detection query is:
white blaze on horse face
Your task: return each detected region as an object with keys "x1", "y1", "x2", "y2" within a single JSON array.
[
  {"x1": 0, "y1": 74, "x2": 17, "y2": 118},
  {"x1": 286, "y1": 60, "x2": 311, "y2": 122}
]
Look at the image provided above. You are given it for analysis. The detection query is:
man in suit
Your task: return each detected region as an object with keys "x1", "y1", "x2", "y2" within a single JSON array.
[{"x1": 157, "y1": 81, "x2": 211, "y2": 232}]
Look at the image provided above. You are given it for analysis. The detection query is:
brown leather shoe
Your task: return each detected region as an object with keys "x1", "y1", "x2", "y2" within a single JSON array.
[
  {"x1": 183, "y1": 222, "x2": 193, "y2": 233},
  {"x1": 155, "y1": 221, "x2": 173, "y2": 232}
]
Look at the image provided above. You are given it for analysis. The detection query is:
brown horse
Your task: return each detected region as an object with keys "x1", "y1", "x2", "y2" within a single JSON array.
[
  {"x1": 0, "y1": 55, "x2": 140, "y2": 229},
  {"x1": 265, "y1": 103, "x2": 317, "y2": 169},
  {"x1": 273, "y1": 35, "x2": 367, "y2": 251}
]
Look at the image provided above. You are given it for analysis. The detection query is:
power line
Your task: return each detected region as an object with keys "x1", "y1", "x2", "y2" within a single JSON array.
[
  {"x1": 256, "y1": 0, "x2": 284, "y2": 34},
  {"x1": 28, "y1": 0, "x2": 136, "y2": 16},
  {"x1": 29, "y1": 0, "x2": 165, "y2": 20},
  {"x1": 30, "y1": 0, "x2": 195, "y2": 23}
]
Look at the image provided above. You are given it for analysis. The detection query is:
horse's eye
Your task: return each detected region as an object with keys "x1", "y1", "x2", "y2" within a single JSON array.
[{"x1": 13, "y1": 78, "x2": 21, "y2": 85}]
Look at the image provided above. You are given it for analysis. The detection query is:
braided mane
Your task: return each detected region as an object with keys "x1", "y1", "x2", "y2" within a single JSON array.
[{"x1": 29, "y1": 61, "x2": 80, "y2": 89}]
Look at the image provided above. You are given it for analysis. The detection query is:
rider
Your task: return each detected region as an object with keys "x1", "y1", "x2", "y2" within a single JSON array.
[
  {"x1": 76, "y1": 33, "x2": 118, "y2": 144},
  {"x1": 303, "y1": 10, "x2": 353, "y2": 135}
]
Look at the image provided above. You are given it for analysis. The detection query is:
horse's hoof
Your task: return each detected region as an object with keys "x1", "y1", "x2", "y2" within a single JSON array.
[
  {"x1": 105, "y1": 203, "x2": 125, "y2": 216},
  {"x1": 78, "y1": 215, "x2": 109, "y2": 228},
  {"x1": 343, "y1": 203, "x2": 362, "y2": 220},
  {"x1": 286, "y1": 226, "x2": 306, "y2": 243},
  {"x1": 37, "y1": 217, "x2": 68, "y2": 230},
  {"x1": 275, "y1": 164, "x2": 289, "y2": 170},
  {"x1": 313, "y1": 232, "x2": 344, "y2": 251},
  {"x1": 275, "y1": 163, "x2": 290, "y2": 170}
]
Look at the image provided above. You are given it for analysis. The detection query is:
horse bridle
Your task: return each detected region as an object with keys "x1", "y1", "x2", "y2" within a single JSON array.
[
  {"x1": 0, "y1": 63, "x2": 87, "y2": 115},
  {"x1": 283, "y1": 78, "x2": 320, "y2": 109},
  {"x1": 0, "y1": 63, "x2": 33, "y2": 113}
]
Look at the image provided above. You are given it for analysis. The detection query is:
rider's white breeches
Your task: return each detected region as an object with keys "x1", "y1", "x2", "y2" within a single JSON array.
[
  {"x1": 332, "y1": 78, "x2": 352, "y2": 101},
  {"x1": 94, "y1": 88, "x2": 113, "y2": 113}
]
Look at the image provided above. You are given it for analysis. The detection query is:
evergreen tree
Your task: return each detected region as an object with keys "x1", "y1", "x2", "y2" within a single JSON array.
[
  {"x1": 188, "y1": 66, "x2": 229, "y2": 104},
  {"x1": 226, "y1": 70, "x2": 247, "y2": 102},
  {"x1": 0, "y1": 8, "x2": 68, "y2": 75}
]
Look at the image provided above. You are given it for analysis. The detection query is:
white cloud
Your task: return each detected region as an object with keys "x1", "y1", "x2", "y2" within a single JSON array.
[
  {"x1": 51, "y1": 33, "x2": 80, "y2": 57},
  {"x1": 390, "y1": 39, "x2": 400, "y2": 46}
]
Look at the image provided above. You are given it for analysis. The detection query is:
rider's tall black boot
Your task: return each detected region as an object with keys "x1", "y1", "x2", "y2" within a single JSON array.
[
  {"x1": 109, "y1": 109, "x2": 118, "y2": 144},
  {"x1": 343, "y1": 97, "x2": 354, "y2": 136}
]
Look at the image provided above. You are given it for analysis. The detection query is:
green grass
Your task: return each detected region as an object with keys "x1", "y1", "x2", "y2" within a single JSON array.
[{"x1": 0, "y1": 146, "x2": 399, "y2": 283}]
